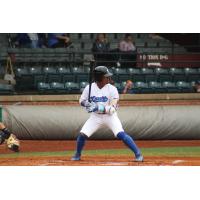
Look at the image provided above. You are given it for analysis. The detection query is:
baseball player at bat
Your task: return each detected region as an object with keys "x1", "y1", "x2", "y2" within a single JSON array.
[{"x1": 71, "y1": 66, "x2": 143, "y2": 162}]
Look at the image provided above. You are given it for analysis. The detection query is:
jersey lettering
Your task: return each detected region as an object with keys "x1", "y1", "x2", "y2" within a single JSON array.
[{"x1": 90, "y1": 96, "x2": 108, "y2": 103}]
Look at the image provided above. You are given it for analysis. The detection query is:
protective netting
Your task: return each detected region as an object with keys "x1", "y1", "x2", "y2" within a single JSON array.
[{"x1": 3, "y1": 105, "x2": 200, "y2": 140}]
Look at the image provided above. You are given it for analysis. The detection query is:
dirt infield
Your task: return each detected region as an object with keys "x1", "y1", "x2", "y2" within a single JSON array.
[
  {"x1": 1, "y1": 140, "x2": 200, "y2": 166},
  {"x1": 1, "y1": 155, "x2": 200, "y2": 166}
]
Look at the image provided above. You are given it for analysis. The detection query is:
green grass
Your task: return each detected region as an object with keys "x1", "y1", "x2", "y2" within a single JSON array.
[{"x1": 1, "y1": 146, "x2": 200, "y2": 159}]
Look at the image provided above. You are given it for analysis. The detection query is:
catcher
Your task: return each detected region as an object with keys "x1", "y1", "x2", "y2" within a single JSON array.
[{"x1": 0, "y1": 122, "x2": 20, "y2": 152}]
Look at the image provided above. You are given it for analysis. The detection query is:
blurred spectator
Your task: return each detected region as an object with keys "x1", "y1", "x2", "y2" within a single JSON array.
[
  {"x1": 194, "y1": 81, "x2": 200, "y2": 92},
  {"x1": 92, "y1": 33, "x2": 110, "y2": 65},
  {"x1": 27, "y1": 33, "x2": 39, "y2": 48},
  {"x1": 15, "y1": 33, "x2": 31, "y2": 48},
  {"x1": 38, "y1": 33, "x2": 48, "y2": 48},
  {"x1": 14, "y1": 33, "x2": 39, "y2": 48},
  {"x1": 119, "y1": 33, "x2": 136, "y2": 52},
  {"x1": 149, "y1": 33, "x2": 164, "y2": 40},
  {"x1": 48, "y1": 33, "x2": 71, "y2": 48},
  {"x1": 118, "y1": 34, "x2": 137, "y2": 67},
  {"x1": 122, "y1": 80, "x2": 133, "y2": 94},
  {"x1": 92, "y1": 33, "x2": 110, "y2": 52}
]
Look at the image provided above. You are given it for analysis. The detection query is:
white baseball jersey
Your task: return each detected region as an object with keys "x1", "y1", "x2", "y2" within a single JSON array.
[{"x1": 80, "y1": 82, "x2": 124, "y2": 137}]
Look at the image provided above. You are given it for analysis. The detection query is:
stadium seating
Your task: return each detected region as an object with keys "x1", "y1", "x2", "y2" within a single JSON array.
[
  {"x1": 146, "y1": 40, "x2": 158, "y2": 47},
  {"x1": 0, "y1": 48, "x2": 8, "y2": 61},
  {"x1": 127, "y1": 68, "x2": 140, "y2": 75},
  {"x1": 113, "y1": 82, "x2": 127, "y2": 93},
  {"x1": 29, "y1": 67, "x2": 43, "y2": 89},
  {"x1": 106, "y1": 34, "x2": 117, "y2": 41},
  {"x1": 13, "y1": 63, "x2": 200, "y2": 94},
  {"x1": 114, "y1": 82, "x2": 121, "y2": 91},
  {"x1": 37, "y1": 82, "x2": 51, "y2": 93},
  {"x1": 82, "y1": 43, "x2": 93, "y2": 51},
  {"x1": 176, "y1": 81, "x2": 194, "y2": 93},
  {"x1": 158, "y1": 40, "x2": 172, "y2": 47},
  {"x1": 50, "y1": 82, "x2": 65, "y2": 93},
  {"x1": 84, "y1": 66, "x2": 90, "y2": 74},
  {"x1": 0, "y1": 32, "x2": 199, "y2": 95},
  {"x1": 155, "y1": 68, "x2": 172, "y2": 82},
  {"x1": 0, "y1": 83, "x2": 14, "y2": 94},
  {"x1": 57, "y1": 66, "x2": 73, "y2": 82},
  {"x1": 43, "y1": 67, "x2": 57, "y2": 75},
  {"x1": 128, "y1": 68, "x2": 145, "y2": 82},
  {"x1": 112, "y1": 68, "x2": 130, "y2": 82},
  {"x1": 80, "y1": 81, "x2": 88, "y2": 92},
  {"x1": 110, "y1": 43, "x2": 119, "y2": 50},
  {"x1": 69, "y1": 33, "x2": 80, "y2": 41},
  {"x1": 71, "y1": 67, "x2": 88, "y2": 82},
  {"x1": 133, "y1": 82, "x2": 150, "y2": 94},
  {"x1": 169, "y1": 68, "x2": 186, "y2": 82},
  {"x1": 15, "y1": 67, "x2": 33, "y2": 90},
  {"x1": 184, "y1": 68, "x2": 199, "y2": 82},
  {"x1": 62, "y1": 73, "x2": 75, "y2": 83},
  {"x1": 80, "y1": 33, "x2": 92, "y2": 41},
  {"x1": 65, "y1": 82, "x2": 80, "y2": 94},
  {"x1": 47, "y1": 73, "x2": 61, "y2": 83},
  {"x1": 162, "y1": 81, "x2": 180, "y2": 93},
  {"x1": 71, "y1": 43, "x2": 82, "y2": 50},
  {"x1": 121, "y1": 81, "x2": 127, "y2": 89},
  {"x1": 43, "y1": 67, "x2": 60, "y2": 83},
  {"x1": 33, "y1": 75, "x2": 45, "y2": 89},
  {"x1": 148, "y1": 81, "x2": 164, "y2": 93},
  {"x1": 57, "y1": 66, "x2": 71, "y2": 74},
  {"x1": 71, "y1": 67, "x2": 84, "y2": 74},
  {"x1": 141, "y1": 68, "x2": 157, "y2": 82},
  {"x1": 54, "y1": 48, "x2": 71, "y2": 63},
  {"x1": 29, "y1": 67, "x2": 42, "y2": 75},
  {"x1": 135, "y1": 41, "x2": 145, "y2": 47}
]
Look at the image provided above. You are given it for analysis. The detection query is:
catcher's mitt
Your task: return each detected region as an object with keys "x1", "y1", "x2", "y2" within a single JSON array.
[{"x1": 6, "y1": 134, "x2": 20, "y2": 152}]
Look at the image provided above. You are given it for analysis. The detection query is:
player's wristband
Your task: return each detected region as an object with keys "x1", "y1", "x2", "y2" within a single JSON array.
[
  {"x1": 105, "y1": 105, "x2": 116, "y2": 115},
  {"x1": 97, "y1": 104, "x2": 105, "y2": 114}
]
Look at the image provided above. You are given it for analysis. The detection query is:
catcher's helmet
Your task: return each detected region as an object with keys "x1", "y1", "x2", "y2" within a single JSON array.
[{"x1": 93, "y1": 66, "x2": 113, "y2": 82}]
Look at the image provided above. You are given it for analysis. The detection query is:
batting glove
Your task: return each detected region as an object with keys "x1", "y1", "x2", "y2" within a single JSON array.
[
  {"x1": 81, "y1": 100, "x2": 92, "y2": 107},
  {"x1": 85, "y1": 102, "x2": 98, "y2": 113}
]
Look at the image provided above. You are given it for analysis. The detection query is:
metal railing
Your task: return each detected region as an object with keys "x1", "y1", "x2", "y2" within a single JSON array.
[{"x1": 0, "y1": 46, "x2": 200, "y2": 68}]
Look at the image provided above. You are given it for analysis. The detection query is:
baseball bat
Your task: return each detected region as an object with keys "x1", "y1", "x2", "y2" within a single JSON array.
[{"x1": 88, "y1": 60, "x2": 95, "y2": 103}]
